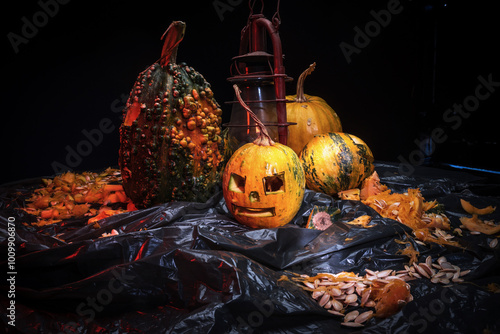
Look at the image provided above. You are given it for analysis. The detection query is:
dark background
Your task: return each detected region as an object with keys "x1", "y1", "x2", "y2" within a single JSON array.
[{"x1": 2, "y1": 0, "x2": 498, "y2": 185}]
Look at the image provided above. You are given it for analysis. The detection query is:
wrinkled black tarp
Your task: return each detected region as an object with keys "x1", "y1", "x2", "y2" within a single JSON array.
[{"x1": 1, "y1": 162, "x2": 499, "y2": 333}]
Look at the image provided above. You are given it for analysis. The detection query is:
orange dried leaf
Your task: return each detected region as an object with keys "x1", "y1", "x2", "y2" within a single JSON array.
[
  {"x1": 33, "y1": 219, "x2": 61, "y2": 227},
  {"x1": 87, "y1": 208, "x2": 128, "y2": 225},
  {"x1": 460, "y1": 199, "x2": 496, "y2": 215},
  {"x1": 72, "y1": 204, "x2": 90, "y2": 217},
  {"x1": 395, "y1": 238, "x2": 419, "y2": 264},
  {"x1": 338, "y1": 188, "x2": 360, "y2": 201},
  {"x1": 422, "y1": 200, "x2": 438, "y2": 211},
  {"x1": 345, "y1": 215, "x2": 374, "y2": 228},
  {"x1": 486, "y1": 283, "x2": 500, "y2": 293},
  {"x1": 32, "y1": 195, "x2": 50, "y2": 209},
  {"x1": 360, "y1": 171, "x2": 388, "y2": 200},
  {"x1": 103, "y1": 184, "x2": 124, "y2": 192},
  {"x1": 460, "y1": 215, "x2": 500, "y2": 235}
]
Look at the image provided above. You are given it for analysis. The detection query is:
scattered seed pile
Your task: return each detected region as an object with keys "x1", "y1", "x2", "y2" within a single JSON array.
[{"x1": 294, "y1": 255, "x2": 470, "y2": 327}]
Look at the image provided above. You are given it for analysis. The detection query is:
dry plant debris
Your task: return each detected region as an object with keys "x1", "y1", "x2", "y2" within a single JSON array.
[
  {"x1": 459, "y1": 199, "x2": 499, "y2": 235},
  {"x1": 20, "y1": 168, "x2": 136, "y2": 227},
  {"x1": 336, "y1": 171, "x2": 500, "y2": 247}
]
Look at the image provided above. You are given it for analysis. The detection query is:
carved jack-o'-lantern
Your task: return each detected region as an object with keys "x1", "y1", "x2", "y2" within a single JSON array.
[{"x1": 222, "y1": 85, "x2": 305, "y2": 229}]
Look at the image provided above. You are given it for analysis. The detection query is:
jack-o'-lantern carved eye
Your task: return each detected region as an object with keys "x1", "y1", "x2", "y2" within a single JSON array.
[
  {"x1": 228, "y1": 173, "x2": 246, "y2": 193},
  {"x1": 263, "y1": 172, "x2": 285, "y2": 194}
]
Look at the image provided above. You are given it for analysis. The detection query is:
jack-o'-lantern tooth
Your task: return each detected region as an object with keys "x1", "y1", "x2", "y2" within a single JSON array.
[{"x1": 119, "y1": 21, "x2": 225, "y2": 208}]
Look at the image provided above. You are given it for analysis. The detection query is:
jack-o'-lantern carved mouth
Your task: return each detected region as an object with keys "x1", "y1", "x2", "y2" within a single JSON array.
[{"x1": 232, "y1": 204, "x2": 276, "y2": 217}]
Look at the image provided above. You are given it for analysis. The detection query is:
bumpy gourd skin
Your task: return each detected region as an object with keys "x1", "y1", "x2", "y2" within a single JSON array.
[{"x1": 119, "y1": 61, "x2": 224, "y2": 208}]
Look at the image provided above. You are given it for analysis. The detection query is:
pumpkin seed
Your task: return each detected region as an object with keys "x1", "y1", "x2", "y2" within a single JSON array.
[
  {"x1": 365, "y1": 300, "x2": 376, "y2": 307},
  {"x1": 339, "y1": 281, "x2": 355, "y2": 289},
  {"x1": 431, "y1": 276, "x2": 441, "y2": 284},
  {"x1": 361, "y1": 289, "x2": 371, "y2": 306},
  {"x1": 439, "y1": 261, "x2": 455, "y2": 271},
  {"x1": 460, "y1": 270, "x2": 471, "y2": 277},
  {"x1": 303, "y1": 282, "x2": 315, "y2": 289},
  {"x1": 346, "y1": 286, "x2": 355, "y2": 295},
  {"x1": 344, "y1": 294, "x2": 358, "y2": 304},
  {"x1": 341, "y1": 322, "x2": 364, "y2": 327},
  {"x1": 365, "y1": 269, "x2": 377, "y2": 277},
  {"x1": 334, "y1": 294, "x2": 346, "y2": 301},
  {"x1": 329, "y1": 287, "x2": 342, "y2": 297},
  {"x1": 331, "y1": 299, "x2": 344, "y2": 311},
  {"x1": 490, "y1": 238, "x2": 499, "y2": 248},
  {"x1": 318, "y1": 293, "x2": 330, "y2": 307},
  {"x1": 414, "y1": 264, "x2": 431, "y2": 278},
  {"x1": 419, "y1": 263, "x2": 435, "y2": 277},
  {"x1": 377, "y1": 269, "x2": 393, "y2": 278},
  {"x1": 439, "y1": 277, "x2": 450, "y2": 284},
  {"x1": 433, "y1": 271, "x2": 446, "y2": 279},
  {"x1": 318, "y1": 281, "x2": 337, "y2": 286},
  {"x1": 328, "y1": 310, "x2": 344, "y2": 316},
  {"x1": 355, "y1": 310, "x2": 374, "y2": 323},
  {"x1": 312, "y1": 290, "x2": 325, "y2": 299},
  {"x1": 344, "y1": 310, "x2": 359, "y2": 322}
]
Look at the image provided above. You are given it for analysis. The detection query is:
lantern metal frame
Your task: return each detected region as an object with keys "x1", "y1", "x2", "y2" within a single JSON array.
[{"x1": 225, "y1": 1, "x2": 293, "y2": 145}]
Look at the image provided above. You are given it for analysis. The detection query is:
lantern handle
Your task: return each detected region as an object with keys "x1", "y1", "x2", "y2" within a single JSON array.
[{"x1": 272, "y1": 0, "x2": 281, "y2": 28}]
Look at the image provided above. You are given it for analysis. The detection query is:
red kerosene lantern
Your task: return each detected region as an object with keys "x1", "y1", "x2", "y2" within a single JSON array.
[{"x1": 225, "y1": 1, "x2": 293, "y2": 147}]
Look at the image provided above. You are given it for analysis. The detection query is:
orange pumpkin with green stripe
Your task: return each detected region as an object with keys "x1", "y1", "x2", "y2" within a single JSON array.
[{"x1": 299, "y1": 133, "x2": 374, "y2": 196}]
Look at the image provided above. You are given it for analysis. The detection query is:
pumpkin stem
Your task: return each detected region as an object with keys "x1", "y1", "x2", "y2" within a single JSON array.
[
  {"x1": 159, "y1": 21, "x2": 186, "y2": 66},
  {"x1": 233, "y1": 84, "x2": 275, "y2": 146},
  {"x1": 295, "y1": 62, "x2": 316, "y2": 103}
]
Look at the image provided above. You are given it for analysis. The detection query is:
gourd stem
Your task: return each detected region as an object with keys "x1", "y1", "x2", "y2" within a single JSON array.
[
  {"x1": 233, "y1": 84, "x2": 275, "y2": 146},
  {"x1": 295, "y1": 62, "x2": 316, "y2": 103},
  {"x1": 159, "y1": 21, "x2": 186, "y2": 66}
]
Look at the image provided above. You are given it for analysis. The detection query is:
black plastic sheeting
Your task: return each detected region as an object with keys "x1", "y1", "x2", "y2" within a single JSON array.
[{"x1": 1, "y1": 162, "x2": 499, "y2": 333}]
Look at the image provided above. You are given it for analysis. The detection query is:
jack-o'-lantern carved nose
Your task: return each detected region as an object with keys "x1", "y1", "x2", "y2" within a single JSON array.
[{"x1": 249, "y1": 191, "x2": 260, "y2": 203}]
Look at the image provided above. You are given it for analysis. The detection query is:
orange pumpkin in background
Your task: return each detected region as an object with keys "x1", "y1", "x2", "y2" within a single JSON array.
[
  {"x1": 286, "y1": 63, "x2": 342, "y2": 156},
  {"x1": 223, "y1": 85, "x2": 305, "y2": 229}
]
